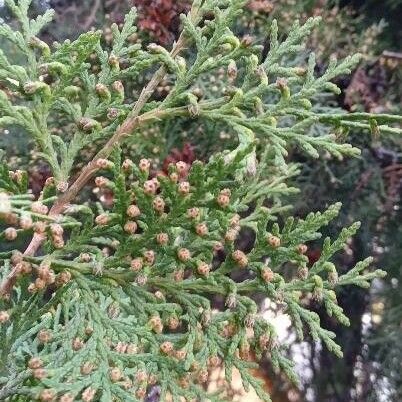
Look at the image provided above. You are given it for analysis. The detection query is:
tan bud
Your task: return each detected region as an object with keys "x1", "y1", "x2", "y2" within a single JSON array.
[
  {"x1": 0, "y1": 310, "x2": 10, "y2": 323},
  {"x1": 177, "y1": 248, "x2": 191, "y2": 262},
  {"x1": 156, "y1": 232, "x2": 169, "y2": 245},
  {"x1": 178, "y1": 181, "x2": 190, "y2": 195},
  {"x1": 124, "y1": 221, "x2": 138, "y2": 234},
  {"x1": 127, "y1": 204, "x2": 141, "y2": 218},
  {"x1": 160, "y1": 341, "x2": 174, "y2": 354},
  {"x1": 4, "y1": 227, "x2": 17, "y2": 241}
]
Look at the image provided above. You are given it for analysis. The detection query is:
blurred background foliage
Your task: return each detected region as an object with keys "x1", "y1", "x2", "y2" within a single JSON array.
[{"x1": 0, "y1": 1, "x2": 401, "y2": 401}]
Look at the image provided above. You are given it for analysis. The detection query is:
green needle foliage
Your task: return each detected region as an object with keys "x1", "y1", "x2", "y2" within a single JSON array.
[{"x1": 0, "y1": 1, "x2": 401, "y2": 401}]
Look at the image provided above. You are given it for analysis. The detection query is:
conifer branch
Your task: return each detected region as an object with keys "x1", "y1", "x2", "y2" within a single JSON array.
[{"x1": 0, "y1": 1, "x2": 399, "y2": 400}]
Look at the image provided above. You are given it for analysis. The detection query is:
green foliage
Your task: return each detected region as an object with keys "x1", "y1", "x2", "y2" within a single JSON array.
[{"x1": 0, "y1": 1, "x2": 400, "y2": 401}]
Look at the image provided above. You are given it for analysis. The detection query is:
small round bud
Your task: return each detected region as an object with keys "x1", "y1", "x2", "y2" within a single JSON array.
[
  {"x1": 82, "y1": 387, "x2": 96, "y2": 402},
  {"x1": 96, "y1": 158, "x2": 113, "y2": 169},
  {"x1": 124, "y1": 220, "x2": 138, "y2": 234},
  {"x1": 244, "y1": 313, "x2": 255, "y2": 328},
  {"x1": 276, "y1": 77, "x2": 288, "y2": 90},
  {"x1": 19, "y1": 214, "x2": 33, "y2": 230},
  {"x1": 294, "y1": 65, "x2": 308, "y2": 77},
  {"x1": 187, "y1": 207, "x2": 200, "y2": 219},
  {"x1": 122, "y1": 159, "x2": 134, "y2": 172},
  {"x1": 213, "y1": 241, "x2": 224, "y2": 252},
  {"x1": 230, "y1": 214, "x2": 240, "y2": 226},
  {"x1": 148, "y1": 374, "x2": 158, "y2": 385},
  {"x1": 259, "y1": 334, "x2": 271, "y2": 350},
  {"x1": 95, "y1": 213, "x2": 110, "y2": 226},
  {"x1": 80, "y1": 253, "x2": 92, "y2": 262},
  {"x1": 138, "y1": 158, "x2": 151, "y2": 172},
  {"x1": 33, "y1": 368, "x2": 47, "y2": 380},
  {"x1": 297, "y1": 244, "x2": 308, "y2": 254},
  {"x1": 239, "y1": 341, "x2": 251, "y2": 360},
  {"x1": 261, "y1": 267, "x2": 274, "y2": 283},
  {"x1": 95, "y1": 176, "x2": 108, "y2": 187},
  {"x1": 225, "y1": 293, "x2": 237, "y2": 309},
  {"x1": 227, "y1": 60, "x2": 238, "y2": 80},
  {"x1": 72, "y1": 337, "x2": 84, "y2": 351},
  {"x1": 127, "y1": 204, "x2": 141, "y2": 218},
  {"x1": 109, "y1": 54, "x2": 120, "y2": 68},
  {"x1": 28, "y1": 357, "x2": 43, "y2": 369},
  {"x1": 52, "y1": 235, "x2": 65, "y2": 249},
  {"x1": 38, "y1": 329, "x2": 52, "y2": 343},
  {"x1": 35, "y1": 278, "x2": 46, "y2": 290},
  {"x1": 175, "y1": 349, "x2": 187, "y2": 360},
  {"x1": 33, "y1": 221, "x2": 47, "y2": 234},
  {"x1": 39, "y1": 389, "x2": 55, "y2": 401},
  {"x1": 126, "y1": 343, "x2": 138, "y2": 354},
  {"x1": 178, "y1": 375, "x2": 190, "y2": 389},
  {"x1": 85, "y1": 326, "x2": 93, "y2": 336},
  {"x1": 136, "y1": 388, "x2": 147, "y2": 399},
  {"x1": 4, "y1": 213, "x2": 18, "y2": 225},
  {"x1": 297, "y1": 266, "x2": 309, "y2": 280},
  {"x1": 31, "y1": 202, "x2": 48, "y2": 215},
  {"x1": 217, "y1": 194, "x2": 230, "y2": 208},
  {"x1": 178, "y1": 181, "x2": 190, "y2": 195},
  {"x1": 10, "y1": 251, "x2": 23, "y2": 265},
  {"x1": 95, "y1": 83, "x2": 110, "y2": 98},
  {"x1": 160, "y1": 341, "x2": 174, "y2": 354},
  {"x1": 156, "y1": 232, "x2": 169, "y2": 245},
  {"x1": 267, "y1": 234, "x2": 281, "y2": 248},
  {"x1": 177, "y1": 248, "x2": 191, "y2": 262},
  {"x1": 173, "y1": 269, "x2": 184, "y2": 282},
  {"x1": 197, "y1": 369, "x2": 209, "y2": 384},
  {"x1": 15, "y1": 261, "x2": 32, "y2": 275},
  {"x1": 55, "y1": 271, "x2": 72, "y2": 286},
  {"x1": 167, "y1": 316, "x2": 180, "y2": 330},
  {"x1": 143, "y1": 250, "x2": 155, "y2": 265},
  {"x1": 225, "y1": 228, "x2": 238, "y2": 243},
  {"x1": 81, "y1": 362, "x2": 94, "y2": 375},
  {"x1": 152, "y1": 196, "x2": 165, "y2": 213},
  {"x1": 115, "y1": 342, "x2": 128, "y2": 354},
  {"x1": 154, "y1": 290, "x2": 164, "y2": 300},
  {"x1": 143, "y1": 180, "x2": 157, "y2": 195},
  {"x1": 130, "y1": 258, "x2": 143, "y2": 272},
  {"x1": 149, "y1": 316, "x2": 163, "y2": 333},
  {"x1": 107, "y1": 107, "x2": 119, "y2": 120},
  {"x1": 0, "y1": 310, "x2": 10, "y2": 323},
  {"x1": 135, "y1": 370, "x2": 148, "y2": 382},
  {"x1": 112, "y1": 80, "x2": 124, "y2": 96},
  {"x1": 27, "y1": 283, "x2": 37, "y2": 293},
  {"x1": 208, "y1": 355, "x2": 221, "y2": 367},
  {"x1": 136, "y1": 274, "x2": 148, "y2": 286},
  {"x1": 37, "y1": 262, "x2": 50, "y2": 278},
  {"x1": 56, "y1": 181, "x2": 69, "y2": 193},
  {"x1": 50, "y1": 223, "x2": 63, "y2": 236},
  {"x1": 175, "y1": 161, "x2": 188, "y2": 176},
  {"x1": 109, "y1": 367, "x2": 122, "y2": 382},
  {"x1": 232, "y1": 250, "x2": 248, "y2": 268},
  {"x1": 197, "y1": 262, "x2": 210, "y2": 276},
  {"x1": 4, "y1": 227, "x2": 17, "y2": 241},
  {"x1": 59, "y1": 394, "x2": 74, "y2": 402},
  {"x1": 328, "y1": 270, "x2": 339, "y2": 285},
  {"x1": 195, "y1": 223, "x2": 208, "y2": 236}
]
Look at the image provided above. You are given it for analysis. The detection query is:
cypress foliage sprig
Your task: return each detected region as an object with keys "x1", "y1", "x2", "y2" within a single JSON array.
[{"x1": 0, "y1": 1, "x2": 399, "y2": 401}]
